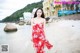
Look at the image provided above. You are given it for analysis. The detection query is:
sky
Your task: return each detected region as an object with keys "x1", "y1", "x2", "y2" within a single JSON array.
[{"x1": 0, "y1": 0, "x2": 41, "y2": 20}]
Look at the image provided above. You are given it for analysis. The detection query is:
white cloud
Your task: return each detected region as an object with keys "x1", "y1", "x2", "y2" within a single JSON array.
[{"x1": 0, "y1": 0, "x2": 41, "y2": 20}]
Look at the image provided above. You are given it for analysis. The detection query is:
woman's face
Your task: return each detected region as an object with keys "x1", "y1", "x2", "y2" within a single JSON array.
[{"x1": 37, "y1": 9, "x2": 42, "y2": 17}]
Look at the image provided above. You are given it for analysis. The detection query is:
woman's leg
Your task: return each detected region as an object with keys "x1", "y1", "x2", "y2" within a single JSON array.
[{"x1": 36, "y1": 41, "x2": 45, "y2": 53}]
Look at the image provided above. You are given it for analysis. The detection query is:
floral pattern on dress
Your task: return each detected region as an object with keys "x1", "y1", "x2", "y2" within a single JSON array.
[{"x1": 32, "y1": 23, "x2": 53, "y2": 53}]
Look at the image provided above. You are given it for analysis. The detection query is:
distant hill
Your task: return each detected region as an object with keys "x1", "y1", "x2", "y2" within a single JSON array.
[
  {"x1": 2, "y1": 1, "x2": 43, "y2": 22},
  {"x1": 0, "y1": 20, "x2": 2, "y2": 23}
]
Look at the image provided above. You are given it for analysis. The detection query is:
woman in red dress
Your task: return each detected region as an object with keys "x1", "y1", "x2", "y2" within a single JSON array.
[{"x1": 31, "y1": 8, "x2": 53, "y2": 53}]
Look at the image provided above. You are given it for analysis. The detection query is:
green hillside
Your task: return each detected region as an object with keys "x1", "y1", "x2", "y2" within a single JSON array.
[{"x1": 2, "y1": 1, "x2": 43, "y2": 22}]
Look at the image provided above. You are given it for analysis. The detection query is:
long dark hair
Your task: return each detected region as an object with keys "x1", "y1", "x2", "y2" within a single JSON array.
[{"x1": 34, "y1": 8, "x2": 45, "y2": 18}]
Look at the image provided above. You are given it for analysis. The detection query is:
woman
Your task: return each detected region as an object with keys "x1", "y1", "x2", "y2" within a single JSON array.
[{"x1": 31, "y1": 8, "x2": 53, "y2": 53}]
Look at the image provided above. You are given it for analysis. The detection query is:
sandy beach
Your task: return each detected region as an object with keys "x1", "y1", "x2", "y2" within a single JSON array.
[
  {"x1": 47, "y1": 20, "x2": 80, "y2": 53},
  {"x1": 24, "y1": 19, "x2": 80, "y2": 53},
  {"x1": 0, "y1": 19, "x2": 80, "y2": 53}
]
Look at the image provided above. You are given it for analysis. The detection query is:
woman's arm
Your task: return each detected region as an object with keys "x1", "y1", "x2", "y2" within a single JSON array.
[{"x1": 43, "y1": 19, "x2": 46, "y2": 34}]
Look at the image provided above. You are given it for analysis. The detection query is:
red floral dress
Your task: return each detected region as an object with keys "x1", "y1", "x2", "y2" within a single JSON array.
[{"x1": 32, "y1": 22, "x2": 53, "y2": 53}]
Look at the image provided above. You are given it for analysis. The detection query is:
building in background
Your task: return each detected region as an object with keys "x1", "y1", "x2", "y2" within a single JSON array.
[
  {"x1": 43, "y1": 0, "x2": 54, "y2": 17},
  {"x1": 54, "y1": 0, "x2": 62, "y2": 15},
  {"x1": 23, "y1": 12, "x2": 32, "y2": 21},
  {"x1": 43, "y1": 0, "x2": 80, "y2": 17},
  {"x1": 43, "y1": 0, "x2": 62, "y2": 17}
]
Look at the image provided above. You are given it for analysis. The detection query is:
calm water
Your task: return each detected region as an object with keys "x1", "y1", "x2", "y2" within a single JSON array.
[{"x1": 0, "y1": 23, "x2": 32, "y2": 53}]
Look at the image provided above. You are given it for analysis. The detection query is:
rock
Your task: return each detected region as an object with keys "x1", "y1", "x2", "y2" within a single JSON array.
[
  {"x1": 26, "y1": 21, "x2": 31, "y2": 25},
  {"x1": 4, "y1": 23, "x2": 17, "y2": 32},
  {"x1": 19, "y1": 21, "x2": 25, "y2": 25}
]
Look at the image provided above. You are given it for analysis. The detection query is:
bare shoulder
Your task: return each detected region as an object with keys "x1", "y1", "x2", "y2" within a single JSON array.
[{"x1": 41, "y1": 18, "x2": 45, "y2": 21}]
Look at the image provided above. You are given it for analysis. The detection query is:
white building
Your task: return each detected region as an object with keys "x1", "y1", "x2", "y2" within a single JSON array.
[{"x1": 23, "y1": 12, "x2": 32, "y2": 21}]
